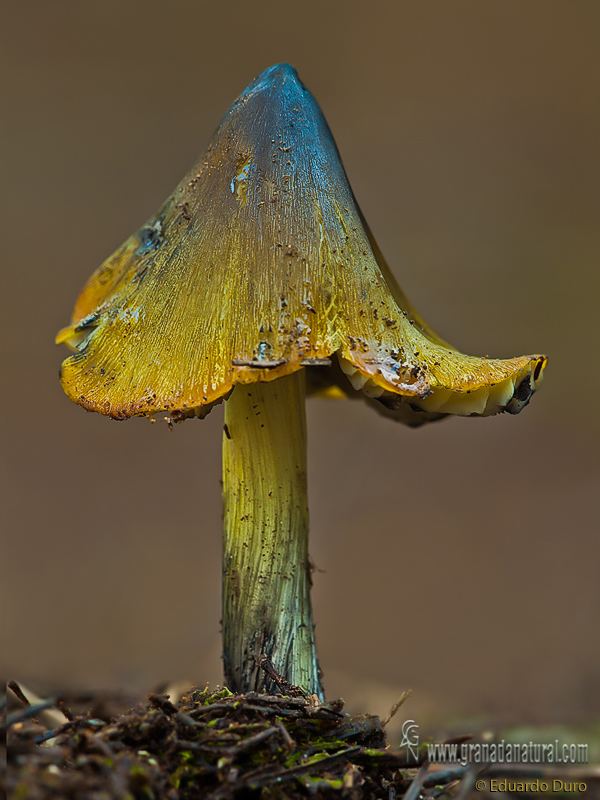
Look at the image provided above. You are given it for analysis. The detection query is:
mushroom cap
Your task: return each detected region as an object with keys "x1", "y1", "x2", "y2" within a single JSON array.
[{"x1": 57, "y1": 64, "x2": 546, "y2": 424}]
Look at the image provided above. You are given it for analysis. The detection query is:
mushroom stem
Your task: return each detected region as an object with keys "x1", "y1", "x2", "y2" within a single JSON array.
[{"x1": 222, "y1": 370, "x2": 323, "y2": 698}]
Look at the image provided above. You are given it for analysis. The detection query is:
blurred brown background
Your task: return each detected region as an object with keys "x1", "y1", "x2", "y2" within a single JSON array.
[{"x1": 2, "y1": 1, "x2": 599, "y2": 734}]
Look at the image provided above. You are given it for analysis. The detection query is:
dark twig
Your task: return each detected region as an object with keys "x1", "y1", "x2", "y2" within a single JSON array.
[
  {"x1": 148, "y1": 693, "x2": 178, "y2": 715},
  {"x1": 33, "y1": 720, "x2": 77, "y2": 744},
  {"x1": 403, "y1": 762, "x2": 430, "y2": 800},
  {"x1": 382, "y1": 689, "x2": 412, "y2": 728},
  {"x1": 176, "y1": 711, "x2": 208, "y2": 729},
  {"x1": 7, "y1": 700, "x2": 56, "y2": 727},
  {"x1": 83, "y1": 729, "x2": 117, "y2": 759},
  {"x1": 430, "y1": 778, "x2": 461, "y2": 798},
  {"x1": 453, "y1": 767, "x2": 477, "y2": 800},
  {"x1": 7, "y1": 680, "x2": 30, "y2": 707},
  {"x1": 276, "y1": 719, "x2": 294, "y2": 750},
  {"x1": 57, "y1": 700, "x2": 74, "y2": 721},
  {"x1": 259, "y1": 656, "x2": 308, "y2": 698},
  {"x1": 176, "y1": 726, "x2": 279, "y2": 756},
  {"x1": 424, "y1": 766, "x2": 470, "y2": 787},
  {"x1": 208, "y1": 745, "x2": 362, "y2": 799},
  {"x1": 190, "y1": 702, "x2": 300, "y2": 718},
  {"x1": 243, "y1": 692, "x2": 307, "y2": 706},
  {"x1": 7, "y1": 682, "x2": 68, "y2": 729},
  {"x1": 221, "y1": 725, "x2": 279, "y2": 755}
]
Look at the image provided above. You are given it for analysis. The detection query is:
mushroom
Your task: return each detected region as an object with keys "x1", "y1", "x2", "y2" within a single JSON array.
[{"x1": 56, "y1": 64, "x2": 546, "y2": 699}]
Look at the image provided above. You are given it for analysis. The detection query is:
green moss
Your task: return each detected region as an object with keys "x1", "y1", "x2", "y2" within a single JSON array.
[
  {"x1": 298, "y1": 775, "x2": 344, "y2": 790},
  {"x1": 206, "y1": 686, "x2": 233, "y2": 704},
  {"x1": 170, "y1": 761, "x2": 208, "y2": 791}
]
